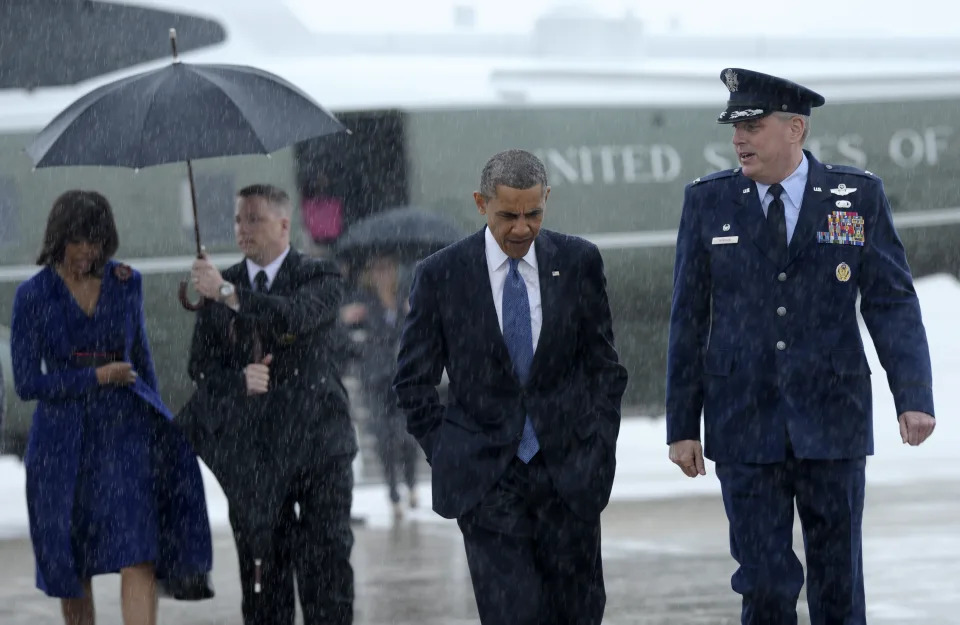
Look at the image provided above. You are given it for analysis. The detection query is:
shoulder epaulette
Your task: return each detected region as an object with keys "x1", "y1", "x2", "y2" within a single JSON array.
[
  {"x1": 690, "y1": 168, "x2": 741, "y2": 185},
  {"x1": 822, "y1": 163, "x2": 879, "y2": 180}
]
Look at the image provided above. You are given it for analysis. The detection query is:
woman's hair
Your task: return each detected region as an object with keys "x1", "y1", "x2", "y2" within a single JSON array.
[{"x1": 36, "y1": 190, "x2": 119, "y2": 274}]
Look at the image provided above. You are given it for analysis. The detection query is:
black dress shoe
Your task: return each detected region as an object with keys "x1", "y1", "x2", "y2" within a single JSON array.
[{"x1": 158, "y1": 573, "x2": 216, "y2": 601}]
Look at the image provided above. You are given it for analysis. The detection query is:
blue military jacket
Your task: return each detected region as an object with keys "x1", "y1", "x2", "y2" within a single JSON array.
[{"x1": 666, "y1": 150, "x2": 935, "y2": 463}]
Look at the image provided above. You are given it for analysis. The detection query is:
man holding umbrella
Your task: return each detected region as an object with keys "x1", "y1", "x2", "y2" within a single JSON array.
[{"x1": 181, "y1": 184, "x2": 356, "y2": 625}]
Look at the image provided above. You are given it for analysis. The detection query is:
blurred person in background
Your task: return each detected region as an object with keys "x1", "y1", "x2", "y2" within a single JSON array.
[
  {"x1": 340, "y1": 254, "x2": 420, "y2": 521},
  {"x1": 11, "y1": 190, "x2": 213, "y2": 625},
  {"x1": 666, "y1": 68, "x2": 936, "y2": 625}
]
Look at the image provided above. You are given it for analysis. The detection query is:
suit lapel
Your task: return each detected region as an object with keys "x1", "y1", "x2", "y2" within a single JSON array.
[
  {"x1": 267, "y1": 249, "x2": 299, "y2": 294},
  {"x1": 461, "y1": 229, "x2": 514, "y2": 375},
  {"x1": 732, "y1": 176, "x2": 784, "y2": 266},
  {"x1": 224, "y1": 261, "x2": 249, "y2": 291},
  {"x1": 787, "y1": 153, "x2": 833, "y2": 264},
  {"x1": 529, "y1": 231, "x2": 558, "y2": 382}
]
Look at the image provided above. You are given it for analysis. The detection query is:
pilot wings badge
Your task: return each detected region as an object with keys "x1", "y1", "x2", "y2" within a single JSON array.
[
  {"x1": 830, "y1": 183, "x2": 857, "y2": 196},
  {"x1": 723, "y1": 69, "x2": 739, "y2": 92}
]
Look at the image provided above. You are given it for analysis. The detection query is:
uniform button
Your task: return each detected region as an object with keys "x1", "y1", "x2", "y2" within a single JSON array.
[
  {"x1": 776, "y1": 341, "x2": 786, "y2": 351},
  {"x1": 777, "y1": 306, "x2": 787, "y2": 317},
  {"x1": 293, "y1": 368, "x2": 299, "y2": 376},
  {"x1": 778, "y1": 272, "x2": 787, "y2": 282}
]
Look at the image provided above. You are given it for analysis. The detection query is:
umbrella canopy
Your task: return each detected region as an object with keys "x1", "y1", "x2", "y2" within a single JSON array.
[
  {"x1": 0, "y1": 0, "x2": 225, "y2": 90},
  {"x1": 24, "y1": 34, "x2": 349, "y2": 311},
  {"x1": 334, "y1": 206, "x2": 467, "y2": 265},
  {"x1": 26, "y1": 61, "x2": 346, "y2": 169}
]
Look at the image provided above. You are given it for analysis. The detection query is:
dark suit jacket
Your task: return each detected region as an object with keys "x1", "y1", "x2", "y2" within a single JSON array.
[
  {"x1": 178, "y1": 249, "x2": 357, "y2": 494},
  {"x1": 393, "y1": 229, "x2": 628, "y2": 521},
  {"x1": 666, "y1": 150, "x2": 934, "y2": 463}
]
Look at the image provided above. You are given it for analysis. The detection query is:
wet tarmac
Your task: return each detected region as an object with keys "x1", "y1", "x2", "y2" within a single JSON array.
[{"x1": 1, "y1": 479, "x2": 957, "y2": 624}]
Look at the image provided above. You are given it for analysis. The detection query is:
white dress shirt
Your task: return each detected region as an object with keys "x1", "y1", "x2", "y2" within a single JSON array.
[
  {"x1": 485, "y1": 226, "x2": 542, "y2": 351},
  {"x1": 245, "y1": 246, "x2": 291, "y2": 291},
  {"x1": 755, "y1": 152, "x2": 809, "y2": 245}
]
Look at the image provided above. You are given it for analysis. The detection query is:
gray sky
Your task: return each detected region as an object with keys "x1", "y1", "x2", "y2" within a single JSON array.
[{"x1": 284, "y1": 0, "x2": 960, "y2": 36}]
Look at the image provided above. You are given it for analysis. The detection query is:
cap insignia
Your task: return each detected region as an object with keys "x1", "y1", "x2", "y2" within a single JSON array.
[{"x1": 723, "y1": 69, "x2": 739, "y2": 92}]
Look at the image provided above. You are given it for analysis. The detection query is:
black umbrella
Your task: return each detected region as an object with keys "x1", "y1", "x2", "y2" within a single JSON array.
[
  {"x1": 335, "y1": 206, "x2": 467, "y2": 266},
  {"x1": 0, "y1": 0, "x2": 225, "y2": 90},
  {"x1": 26, "y1": 30, "x2": 348, "y2": 310}
]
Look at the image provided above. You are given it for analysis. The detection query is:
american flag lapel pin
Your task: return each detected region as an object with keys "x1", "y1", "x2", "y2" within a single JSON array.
[{"x1": 551, "y1": 270, "x2": 560, "y2": 276}]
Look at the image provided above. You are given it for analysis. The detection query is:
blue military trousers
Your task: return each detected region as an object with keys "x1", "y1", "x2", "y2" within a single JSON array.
[{"x1": 716, "y1": 453, "x2": 866, "y2": 625}]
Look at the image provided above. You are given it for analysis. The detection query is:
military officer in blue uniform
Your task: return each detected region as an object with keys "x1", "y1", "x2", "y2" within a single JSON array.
[{"x1": 666, "y1": 68, "x2": 937, "y2": 625}]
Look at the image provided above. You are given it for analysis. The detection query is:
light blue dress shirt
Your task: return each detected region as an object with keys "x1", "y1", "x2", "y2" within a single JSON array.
[{"x1": 755, "y1": 153, "x2": 809, "y2": 245}]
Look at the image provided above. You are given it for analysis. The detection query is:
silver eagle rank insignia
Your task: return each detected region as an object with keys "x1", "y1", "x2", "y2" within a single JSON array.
[{"x1": 723, "y1": 69, "x2": 739, "y2": 92}]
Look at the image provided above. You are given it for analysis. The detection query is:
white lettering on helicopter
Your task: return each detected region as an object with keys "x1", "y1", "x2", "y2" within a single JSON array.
[
  {"x1": 534, "y1": 144, "x2": 682, "y2": 185},
  {"x1": 536, "y1": 126, "x2": 954, "y2": 185}
]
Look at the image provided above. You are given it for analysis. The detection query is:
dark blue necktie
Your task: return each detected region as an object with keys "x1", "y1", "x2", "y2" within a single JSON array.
[
  {"x1": 767, "y1": 183, "x2": 788, "y2": 262},
  {"x1": 502, "y1": 258, "x2": 539, "y2": 463},
  {"x1": 254, "y1": 269, "x2": 268, "y2": 293}
]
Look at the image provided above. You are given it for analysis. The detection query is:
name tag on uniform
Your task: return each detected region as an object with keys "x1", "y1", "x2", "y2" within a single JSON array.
[{"x1": 712, "y1": 236, "x2": 739, "y2": 245}]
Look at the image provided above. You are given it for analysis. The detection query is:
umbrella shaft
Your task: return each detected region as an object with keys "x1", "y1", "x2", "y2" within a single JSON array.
[{"x1": 186, "y1": 159, "x2": 202, "y2": 257}]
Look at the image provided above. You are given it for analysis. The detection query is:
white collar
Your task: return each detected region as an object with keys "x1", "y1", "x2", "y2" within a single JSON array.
[
  {"x1": 484, "y1": 226, "x2": 538, "y2": 273},
  {"x1": 756, "y1": 152, "x2": 809, "y2": 207},
  {"x1": 245, "y1": 246, "x2": 291, "y2": 289}
]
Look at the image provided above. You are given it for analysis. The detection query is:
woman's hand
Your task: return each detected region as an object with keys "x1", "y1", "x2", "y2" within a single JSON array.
[{"x1": 95, "y1": 362, "x2": 138, "y2": 386}]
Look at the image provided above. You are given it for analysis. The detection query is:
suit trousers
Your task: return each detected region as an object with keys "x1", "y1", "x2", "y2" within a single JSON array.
[
  {"x1": 716, "y1": 452, "x2": 866, "y2": 625},
  {"x1": 229, "y1": 456, "x2": 355, "y2": 625},
  {"x1": 456, "y1": 455, "x2": 605, "y2": 625}
]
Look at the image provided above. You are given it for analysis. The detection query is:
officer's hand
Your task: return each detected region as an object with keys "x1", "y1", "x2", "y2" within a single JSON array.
[
  {"x1": 244, "y1": 355, "x2": 273, "y2": 395},
  {"x1": 669, "y1": 440, "x2": 706, "y2": 478},
  {"x1": 191, "y1": 251, "x2": 224, "y2": 300},
  {"x1": 898, "y1": 411, "x2": 935, "y2": 446}
]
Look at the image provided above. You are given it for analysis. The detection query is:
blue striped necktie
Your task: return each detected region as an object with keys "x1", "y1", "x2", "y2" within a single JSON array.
[{"x1": 502, "y1": 258, "x2": 540, "y2": 463}]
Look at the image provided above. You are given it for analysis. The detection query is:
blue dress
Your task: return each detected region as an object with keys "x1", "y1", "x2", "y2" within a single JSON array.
[{"x1": 11, "y1": 261, "x2": 213, "y2": 598}]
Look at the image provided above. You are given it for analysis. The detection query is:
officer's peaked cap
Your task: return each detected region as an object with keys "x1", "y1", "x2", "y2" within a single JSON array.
[{"x1": 716, "y1": 68, "x2": 825, "y2": 124}]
